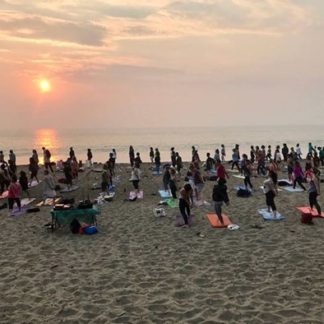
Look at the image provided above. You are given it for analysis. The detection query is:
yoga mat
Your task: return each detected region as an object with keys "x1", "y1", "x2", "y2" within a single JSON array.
[
  {"x1": 166, "y1": 198, "x2": 178, "y2": 208},
  {"x1": 207, "y1": 213, "x2": 232, "y2": 228},
  {"x1": 258, "y1": 209, "x2": 285, "y2": 221},
  {"x1": 93, "y1": 168, "x2": 103, "y2": 173},
  {"x1": 20, "y1": 198, "x2": 36, "y2": 207},
  {"x1": 175, "y1": 213, "x2": 194, "y2": 227},
  {"x1": 296, "y1": 207, "x2": 324, "y2": 218},
  {"x1": 193, "y1": 199, "x2": 211, "y2": 207},
  {"x1": 226, "y1": 169, "x2": 239, "y2": 173},
  {"x1": 29, "y1": 180, "x2": 42, "y2": 188},
  {"x1": 282, "y1": 187, "x2": 304, "y2": 193},
  {"x1": 60, "y1": 185, "x2": 79, "y2": 193},
  {"x1": 260, "y1": 186, "x2": 282, "y2": 193},
  {"x1": 278, "y1": 179, "x2": 292, "y2": 187},
  {"x1": 233, "y1": 174, "x2": 245, "y2": 179},
  {"x1": 152, "y1": 171, "x2": 161, "y2": 176},
  {"x1": 10, "y1": 207, "x2": 26, "y2": 217},
  {"x1": 235, "y1": 185, "x2": 252, "y2": 192},
  {"x1": 159, "y1": 190, "x2": 172, "y2": 199}
]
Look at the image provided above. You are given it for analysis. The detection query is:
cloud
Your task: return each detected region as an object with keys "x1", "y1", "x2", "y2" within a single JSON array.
[{"x1": 0, "y1": 13, "x2": 106, "y2": 46}]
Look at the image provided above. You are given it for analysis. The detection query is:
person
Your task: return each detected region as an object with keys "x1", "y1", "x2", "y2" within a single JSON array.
[
  {"x1": 42, "y1": 147, "x2": 54, "y2": 173},
  {"x1": 308, "y1": 142, "x2": 316, "y2": 157},
  {"x1": 274, "y1": 146, "x2": 282, "y2": 166},
  {"x1": 112, "y1": 149, "x2": 117, "y2": 165},
  {"x1": 107, "y1": 153, "x2": 115, "y2": 176},
  {"x1": 63, "y1": 159, "x2": 73, "y2": 189},
  {"x1": 306, "y1": 168, "x2": 321, "y2": 216},
  {"x1": 214, "y1": 149, "x2": 220, "y2": 162},
  {"x1": 71, "y1": 157, "x2": 79, "y2": 179},
  {"x1": 171, "y1": 147, "x2": 176, "y2": 167},
  {"x1": 250, "y1": 146, "x2": 255, "y2": 163},
  {"x1": 101, "y1": 169, "x2": 110, "y2": 192},
  {"x1": 69, "y1": 147, "x2": 75, "y2": 159},
  {"x1": 267, "y1": 159, "x2": 278, "y2": 186},
  {"x1": 320, "y1": 147, "x2": 324, "y2": 166},
  {"x1": 169, "y1": 167, "x2": 177, "y2": 199},
  {"x1": 32, "y1": 149, "x2": 39, "y2": 165},
  {"x1": 179, "y1": 183, "x2": 192, "y2": 228},
  {"x1": 0, "y1": 151, "x2": 4, "y2": 164},
  {"x1": 130, "y1": 166, "x2": 140, "y2": 194},
  {"x1": 287, "y1": 154, "x2": 294, "y2": 182},
  {"x1": 215, "y1": 159, "x2": 229, "y2": 181},
  {"x1": 293, "y1": 161, "x2": 306, "y2": 190},
  {"x1": 266, "y1": 145, "x2": 272, "y2": 161},
  {"x1": 175, "y1": 152, "x2": 183, "y2": 175},
  {"x1": 212, "y1": 178, "x2": 229, "y2": 225},
  {"x1": 134, "y1": 152, "x2": 142, "y2": 169},
  {"x1": 87, "y1": 149, "x2": 93, "y2": 166},
  {"x1": 149, "y1": 147, "x2": 154, "y2": 164},
  {"x1": 205, "y1": 153, "x2": 215, "y2": 172},
  {"x1": 263, "y1": 171, "x2": 278, "y2": 219},
  {"x1": 193, "y1": 165, "x2": 204, "y2": 201},
  {"x1": 241, "y1": 154, "x2": 253, "y2": 190},
  {"x1": 154, "y1": 148, "x2": 161, "y2": 173},
  {"x1": 0, "y1": 164, "x2": 10, "y2": 194},
  {"x1": 43, "y1": 170, "x2": 56, "y2": 200},
  {"x1": 221, "y1": 144, "x2": 226, "y2": 162},
  {"x1": 19, "y1": 170, "x2": 30, "y2": 198},
  {"x1": 305, "y1": 153, "x2": 313, "y2": 171},
  {"x1": 28, "y1": 157, "x2": 39, "y2": 185},
  {"x1": 231, "y1": 148, "x2": 240, "y2": 172},
  {"x1": 192, "y1": 148, "x2": 200, "y2": 164},
  {"x1": 8, "y1": 149, "x2": 17, "y2": 176},
  {"x1": 282, "y1": 144, "x2": 289, "y2": 162},
  {"x1": 7, "y1": 175, "x2": 22, "y2": 216},
  {"x1": 129, "y1": 146, "x2": 135, "y2": 167},
  {"x1": 296, "y1": 144, "x2": 302, "y2": 160},
  {"x1": 162, "y1": 165, "x2": 171, "y2": 191},
  {"x1": 256, "y1": 147, "x2": 266, "y2": 176}
]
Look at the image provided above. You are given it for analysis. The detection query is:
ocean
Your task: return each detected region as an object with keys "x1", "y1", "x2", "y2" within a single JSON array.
[{"x1": 0, "y1": 125, "x2": 323, "y2": 165}]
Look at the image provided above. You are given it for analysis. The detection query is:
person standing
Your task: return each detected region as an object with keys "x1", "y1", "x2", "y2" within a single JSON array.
[
  {"x1": 263, "y1": 171, "x2": 278, "y2": 219},
  {"x1": 29, "y1": 157, "x2": 39, "y2": 185},
  {"x1": 306, "y1": 168, "x2": 321, "y2": 216},
  {"x1": 179, "y1": 183, "x2": 192, "y2": 228},
  {"x1": 241, "y1": 154, "x2": 253, "y2": 190},
  {"x1": 134, "y1": 152, "x2": 142, "y2": 169},
  {"x1": 149, "y1": 147, "x2": 154, "y2": 164},
  {"x1": 221, "y1": 144, "x2": 226, "y2": 162},
  {"x1": 130, "y1": 166, "x2": 140, "y2": 194},
  {"x1": 19, "y1": 170, "x2": 30, "y2": 198},
  {"x1": 296, "y1": 144, "x2": 302, "y2": 160},
  {"x1": 87, "y1": 149, "x2": 93, "y2": 166},
  {"x1": 169, "y1": 167, "x2": 177, "y2": 199},
  {"x1": 8, "y1": 150, "x2": 17, "y2": 176},
  {"x1": 42, "y1": 147, "x2": 54, "y2": 173},
  {"x1": 129, "y1": 146, "x2": 135, "y2": 167},
  {"x1": 212, "y1": 178, "x2": 229, "y2": 225},
  {"x1": 293, "y1": 161, "x2": 306, "y2": 191},
  {"x1": 8, "y1": 175, "x2": 22, "y2": 216},
  {"x1": 69, "y1": 147, "x2": 75, "y2": 159},
  {"x1": 175, "y1": 152, "x2": 183, "y2": 175},
  {"x1": 171, "y1": 147, "x2": 176, "y2": 167},
  {"x1": 154, "y1": 148, "x2": 161, "y2": 173}
]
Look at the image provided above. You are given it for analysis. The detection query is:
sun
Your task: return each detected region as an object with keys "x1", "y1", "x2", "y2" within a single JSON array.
[{"x1": 38, "y1": 79, "x2": 51, "y2": 93}]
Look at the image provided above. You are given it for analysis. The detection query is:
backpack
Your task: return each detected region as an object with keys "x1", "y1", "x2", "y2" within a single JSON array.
[
  {"x1": 70, "y1": 218, "x2": 81, "y2": 234},
  {"x1": 236, "y1": 188, "x2": 251, "y2": 198}
]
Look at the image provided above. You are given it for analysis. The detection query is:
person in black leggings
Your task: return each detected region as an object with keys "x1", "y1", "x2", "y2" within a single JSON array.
[{"x1": 179, "y1": 184, "x2": 192, "y2": 228}]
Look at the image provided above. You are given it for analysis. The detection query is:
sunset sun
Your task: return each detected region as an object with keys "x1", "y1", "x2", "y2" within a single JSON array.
[{"x1": 38, "y1": 79, "x2": 51, "y2": 93}]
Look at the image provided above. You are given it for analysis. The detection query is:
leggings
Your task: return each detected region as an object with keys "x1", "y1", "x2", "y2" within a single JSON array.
[
  {"x1": 244, "y1": 176, "x2": 253, "y2": 189},
  {"x1": 169, "y1": 180, "x2": 177, "y2": 199},
  {"x1": 179, "y1": 198, "x2": 190, "y2": 225},
  {"x1": 231, "y1": 161, "x2": 240, "y2": 172},
  {"x1": 45, "y1": 162, "x2": 54, "y2": 173},
  {"x1": 214, "y1": 201, "x2": 224, "y2": 224},
  {"x1": 266, "y1": 191, "x2": 276, "y2": 211},
  {"x1": 293, "y1": 176, "x2": 306, "y2": 190},
  {"x1": 309, "y1": 192, "x2": 321, "y2": 215},
  {"x1": 8, "y1": 198, "x2": 21, "y2": 210}
]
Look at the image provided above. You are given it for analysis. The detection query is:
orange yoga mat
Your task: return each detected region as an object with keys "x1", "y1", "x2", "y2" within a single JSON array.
[
  {"x1": 207, "y1": 213, "x2": 232, "y2": 228},
  {"x1": 296, "y1": 207, "x2": 324, "y2": 218}
]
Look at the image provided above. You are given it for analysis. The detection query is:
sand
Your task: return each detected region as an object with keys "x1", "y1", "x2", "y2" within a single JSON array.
[{"x1": 1, "y1": 162, "x2": 324, "y2": 323}]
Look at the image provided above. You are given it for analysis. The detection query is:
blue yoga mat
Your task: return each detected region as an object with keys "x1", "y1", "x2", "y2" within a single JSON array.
[
  {"x1": 159, "y1": 190, "x2": 172, "y2": 199},
  {"x1": 258, "y1": 209, "x2": 285, "y2": 221},
  {"x1": 282, "y1": 187, "x2": 304, "y2": 193}
]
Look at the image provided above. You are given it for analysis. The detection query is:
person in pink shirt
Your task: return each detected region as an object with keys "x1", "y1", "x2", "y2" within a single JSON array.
[
  {"x1": 215, "y1": 159, "x2": 229, "y2": 181},
  {"x1": 8, "y1": 175, "x2": 22, "y2": 216}
]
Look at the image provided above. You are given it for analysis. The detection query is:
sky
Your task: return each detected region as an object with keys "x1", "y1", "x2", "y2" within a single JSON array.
[{"x1": 0, "y1": 0, "x2": 323, "y2": 129}]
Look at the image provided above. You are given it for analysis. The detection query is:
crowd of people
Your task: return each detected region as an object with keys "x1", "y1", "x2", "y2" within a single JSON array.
[{"x1": 0, "y1": 142, "x2": 322, "y2": 224}]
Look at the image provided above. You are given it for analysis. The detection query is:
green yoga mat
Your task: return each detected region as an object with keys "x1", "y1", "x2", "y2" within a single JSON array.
[{"x1": 166, "y1": 198, "x2": 178, "y2": 208}]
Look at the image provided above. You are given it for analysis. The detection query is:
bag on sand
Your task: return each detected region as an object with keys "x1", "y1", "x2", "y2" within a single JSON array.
[
  {"x1": 301, "y1": 213, "x2": 313, "y2": 225},
  {"x1": 70, "y1": 218, "x2": 81, "y2": 234}
]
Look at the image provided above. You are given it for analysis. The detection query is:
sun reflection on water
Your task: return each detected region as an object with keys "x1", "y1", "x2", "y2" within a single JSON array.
[{"x1": 34, "y1": 128, "x2": 59, "y2": 162}]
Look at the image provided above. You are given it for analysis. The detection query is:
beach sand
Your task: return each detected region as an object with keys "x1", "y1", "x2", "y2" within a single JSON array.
[{"x1": 1, "y1": 163, "x2": 324, "y2": 323}]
